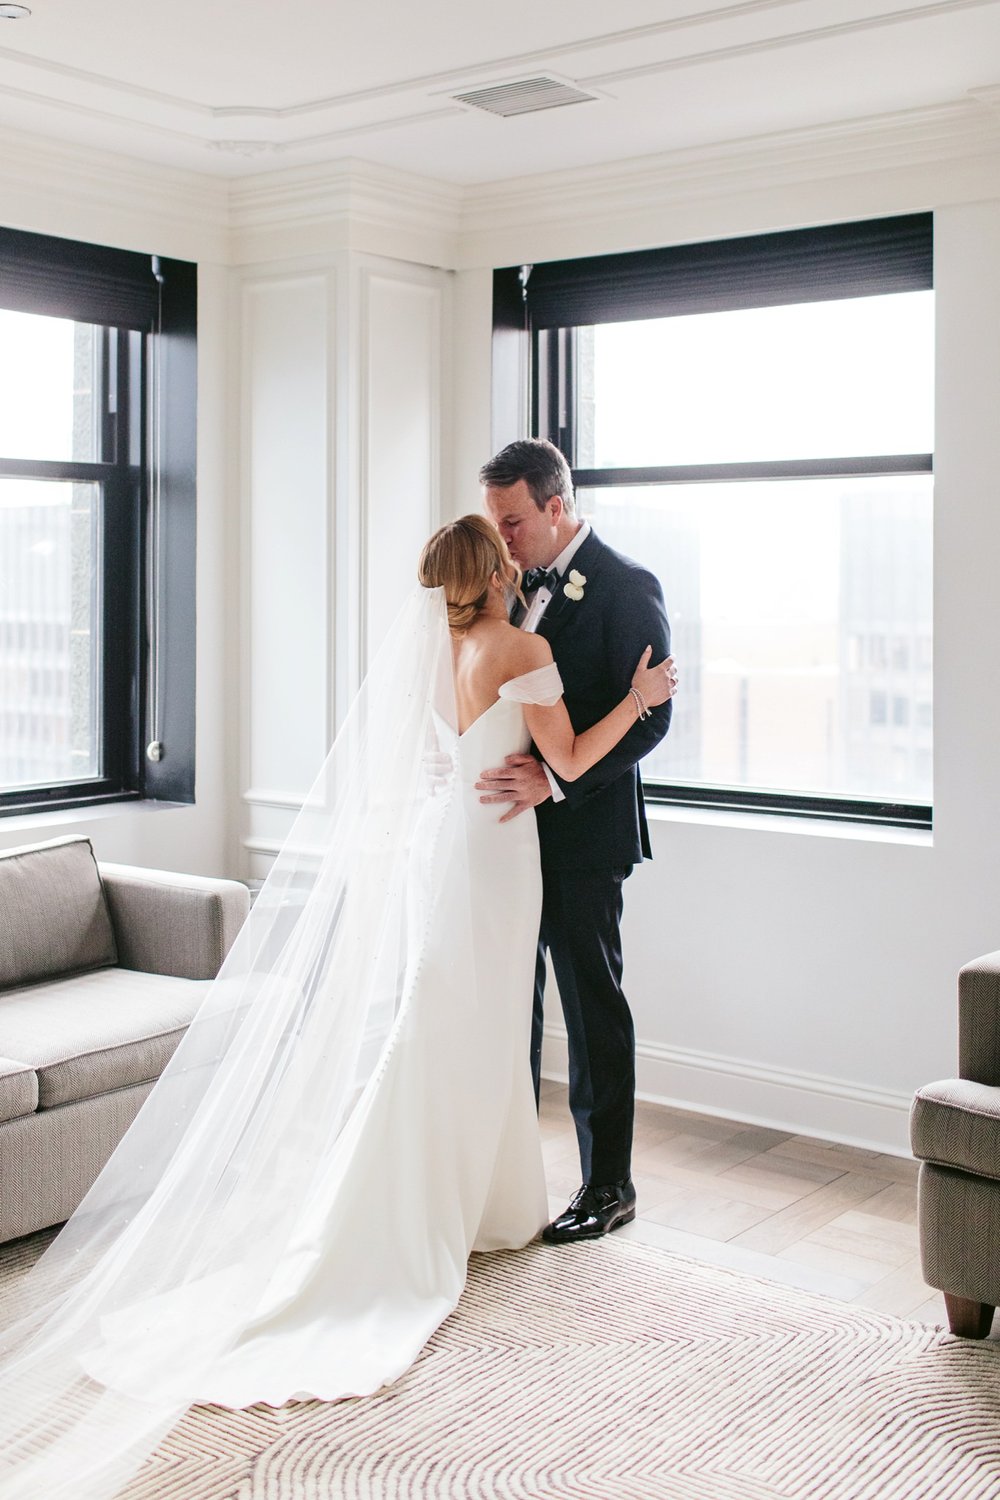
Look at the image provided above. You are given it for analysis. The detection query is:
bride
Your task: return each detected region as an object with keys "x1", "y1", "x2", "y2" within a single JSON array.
[{"x1": 0, "y1": 515, "x2": 673, "y2": 1499}]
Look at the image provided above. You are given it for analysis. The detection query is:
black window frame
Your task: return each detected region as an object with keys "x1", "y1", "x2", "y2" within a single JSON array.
[
  {"x1": 493, "y1": 214, "x2": 934, "y2": 830},
  {"x1": 0, "y1": 227, "x2": 197, "y2": 818}
]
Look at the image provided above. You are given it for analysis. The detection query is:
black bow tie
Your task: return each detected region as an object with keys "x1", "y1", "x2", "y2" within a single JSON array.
[{"x1": 523, "y1": 566, "x2": 559, "y2": 595}]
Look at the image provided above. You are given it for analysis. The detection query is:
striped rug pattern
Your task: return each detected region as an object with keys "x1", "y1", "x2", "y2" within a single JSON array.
[{"x1": 3, "y1": 1229, "x2": 1000, "y2": 1498}]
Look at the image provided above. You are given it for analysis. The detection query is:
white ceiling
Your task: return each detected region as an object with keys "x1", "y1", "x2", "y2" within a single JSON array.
[{"x1": 0, "y1": 0, "x2": 998, "y2": 183}]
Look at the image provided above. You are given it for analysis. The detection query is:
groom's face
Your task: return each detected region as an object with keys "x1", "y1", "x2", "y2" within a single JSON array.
[{"x1": 484, "y1": 480, "x2": 560, "y2": 570}]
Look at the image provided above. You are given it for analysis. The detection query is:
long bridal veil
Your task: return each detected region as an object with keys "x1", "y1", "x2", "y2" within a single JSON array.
[{"x1": 0, "y1": 585, "x2": 469, "y2": 1500}]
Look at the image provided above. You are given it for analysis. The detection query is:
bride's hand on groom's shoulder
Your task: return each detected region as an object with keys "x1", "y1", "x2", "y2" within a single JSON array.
[
  {"x1": 632, "y1": 651, "x2": 679, "y2": 710},
  {"x1": 476, "y1": 754, "x2": 551, "y2": 822}
]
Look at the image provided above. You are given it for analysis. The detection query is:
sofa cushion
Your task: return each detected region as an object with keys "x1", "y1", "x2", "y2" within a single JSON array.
[
  {"x1": 0, "y1": 1080, "x2": 155, "y2": 1243},
  {"x1": 911, "y1": 1078, "x2": 1000, "y2": 1181},
  {"x1": 0, "y1": 968, "x2": 210, "y2": 1109},
  {"x1": 0, "y1": 1056, "x2": 38, "y2": 1124},
  {"x1": 0, "y1": 836, "x2": 118, "y2": 989}
]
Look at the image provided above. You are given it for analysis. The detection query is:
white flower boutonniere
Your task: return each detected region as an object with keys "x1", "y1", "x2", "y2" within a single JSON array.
[{"x1": 564, "y1": 569, "x2": 587, "y2": 602}]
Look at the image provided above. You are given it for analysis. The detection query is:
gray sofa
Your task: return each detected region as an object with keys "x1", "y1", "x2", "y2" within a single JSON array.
[
  {"x1": 0, "y1": 835, "x2": 249, "y2": 1244},
  {"x1": 910, "y1": 950, "x2": 1000, "y2": 1338}
]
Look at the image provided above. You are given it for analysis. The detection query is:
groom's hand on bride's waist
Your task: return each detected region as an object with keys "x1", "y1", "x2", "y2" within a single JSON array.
[{"x1": 476, "y1": 754, "x2": 552, "y2": 822}]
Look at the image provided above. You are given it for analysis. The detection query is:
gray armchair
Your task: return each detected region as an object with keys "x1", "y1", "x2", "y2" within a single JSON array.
[{"x1": 910, "y1": 951, "x2": 1000, "y2": 1338}]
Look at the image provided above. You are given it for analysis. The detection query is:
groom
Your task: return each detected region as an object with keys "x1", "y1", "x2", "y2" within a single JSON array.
[{"x1": 478, "y1": 439, "x2": 674, "y2": 1244}]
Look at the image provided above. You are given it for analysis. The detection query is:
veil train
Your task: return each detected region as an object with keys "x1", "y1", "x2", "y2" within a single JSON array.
[{"x1": 0, "y1": 585, "x2": 468, "y2": 1499}]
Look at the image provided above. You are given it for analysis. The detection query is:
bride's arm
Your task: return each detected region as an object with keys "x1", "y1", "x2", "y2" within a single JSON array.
[{"x1": 523, "y1": 646, "x2": 674, "y2": 782}]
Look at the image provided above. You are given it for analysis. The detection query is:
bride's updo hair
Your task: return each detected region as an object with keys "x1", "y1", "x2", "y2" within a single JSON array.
[{"x1": 418, "y1": 515, "x2": 521, "y2": 634}]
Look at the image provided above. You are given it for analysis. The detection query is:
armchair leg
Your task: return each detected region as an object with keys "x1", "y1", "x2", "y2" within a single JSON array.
[{"x1": 944, "y1": 1294, "x2": 995, "y2": 1339}]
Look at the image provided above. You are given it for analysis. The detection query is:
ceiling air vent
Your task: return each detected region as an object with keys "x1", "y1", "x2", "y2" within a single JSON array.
[{"x1": 451, "y1": 77, "x2": 599, "y2": 119}]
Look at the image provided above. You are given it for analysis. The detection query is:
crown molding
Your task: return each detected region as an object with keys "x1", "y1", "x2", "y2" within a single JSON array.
[
  {"x1": 228, "y1": 158, "x2": 463, "y2": 267},
  {"x1": 0, "y1": 125, "x2": 230, "y2": 262},
  {"x1": 2, "y1": 88, "x2": 999, "y2": 275},
  {"x1": 0, "y1": 132, "x2": 461, "y2": 270},
  {"x1": 224, "y1": 91, "x2": 1000, "y2": 271},
  {"x1": 457, "y1": 94, "x2": 1000, "y2": 267}
]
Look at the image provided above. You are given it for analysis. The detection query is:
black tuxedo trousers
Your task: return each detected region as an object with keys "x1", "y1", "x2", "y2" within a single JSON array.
[
  {"x1": 531, "y1": 863, "x2": 634, "y2": 1185},
  {"x1": 522, "y1": 530, "x2": 671, "y2": 1188}
]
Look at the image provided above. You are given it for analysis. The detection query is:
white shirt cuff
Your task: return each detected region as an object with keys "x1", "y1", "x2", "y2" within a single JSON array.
[{"x1": 541, "y1": 762, "x2": 566, "y2": 803}]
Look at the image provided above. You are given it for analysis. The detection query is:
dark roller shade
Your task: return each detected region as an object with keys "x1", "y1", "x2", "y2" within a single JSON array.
[
  {"x1": 520, "y1": 213, "x2": 933, "y2": 329},
  {"x1": 0, "y1": 225, "x2": 161, "y2": 329}
]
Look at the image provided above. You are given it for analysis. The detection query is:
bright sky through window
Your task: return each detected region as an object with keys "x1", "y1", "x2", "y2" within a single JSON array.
[
  {"x1": 576, "y1": 287, "x2": 934, "y2": 806},
  {"x1": 591, "y1": 292, "x2": 935, "y2": 468},
  {"x1": 0, "y1": 309, "x2": 83, "y2": 469}
]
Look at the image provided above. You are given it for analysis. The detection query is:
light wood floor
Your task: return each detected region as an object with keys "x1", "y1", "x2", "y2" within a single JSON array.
[{"x1": 540, "y1": 1082, "x2": 975, "y2": 1332}]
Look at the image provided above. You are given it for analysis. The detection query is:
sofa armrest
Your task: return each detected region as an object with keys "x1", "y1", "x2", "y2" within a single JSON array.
[
  {"x1": 98, "y1": 864, "x2": 250, "y2": 981},
  {"x1": 959, "y1": 950, "x2": 1000, "y2": 1086}
]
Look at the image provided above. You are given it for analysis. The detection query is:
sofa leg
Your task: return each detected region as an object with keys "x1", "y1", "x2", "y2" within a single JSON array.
[{"x1": 943, "y1": 1294, "x2": 995, "y2": 1339}]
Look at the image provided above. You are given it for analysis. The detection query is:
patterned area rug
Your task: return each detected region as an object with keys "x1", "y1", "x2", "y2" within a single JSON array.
[{"x1": 2, "y1": 1228, "x2": 999, "y2": 1499}]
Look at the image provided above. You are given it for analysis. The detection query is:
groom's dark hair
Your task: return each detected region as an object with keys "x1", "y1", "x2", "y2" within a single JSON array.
[{"x1": 479, "y1": 439, "x2": 576, "y2": 516}]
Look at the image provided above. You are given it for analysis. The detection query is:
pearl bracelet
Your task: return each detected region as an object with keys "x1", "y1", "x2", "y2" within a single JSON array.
[{"x1": 629, "y1": 686, "x2": 651, "y2": 721}]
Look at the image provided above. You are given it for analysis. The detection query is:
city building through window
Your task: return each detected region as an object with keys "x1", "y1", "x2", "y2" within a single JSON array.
[{"x1": 0, "y1": 228, "x2": 197, "y2": 816}]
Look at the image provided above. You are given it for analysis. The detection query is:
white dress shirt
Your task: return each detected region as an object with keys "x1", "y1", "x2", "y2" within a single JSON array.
[
  {"x1": 520, "y1": 520, "x2": 591, "y2": 802},
  {"x1": 520, "y1": 520, "x2": 591, "y2": 636}
]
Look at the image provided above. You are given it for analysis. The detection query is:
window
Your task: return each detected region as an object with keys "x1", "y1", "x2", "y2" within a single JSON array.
[
  {"x1": 495, "y1": 214, "x2": 933, "y2": 827},
  {"x1": 0, "y1": 228, "x2": 197, "y2": 816}
]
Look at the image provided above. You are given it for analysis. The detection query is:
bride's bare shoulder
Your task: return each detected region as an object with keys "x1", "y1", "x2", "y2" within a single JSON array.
[
  {"x1": 458, "y1": 619, "x2": 552, "y2": 687},
  {"x1": 503, "y1": 625, "x2": 553, "y2": 673}
]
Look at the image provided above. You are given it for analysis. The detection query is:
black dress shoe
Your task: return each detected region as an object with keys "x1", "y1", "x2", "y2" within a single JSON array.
[{"x1": 542, "y1": 1177, "x2": 636, "y2": 1244}]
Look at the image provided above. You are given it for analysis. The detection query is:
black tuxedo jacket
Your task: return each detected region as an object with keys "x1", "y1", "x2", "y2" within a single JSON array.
[{"x1": 522, "y1": 529, "x2": 671, "y2": 872}]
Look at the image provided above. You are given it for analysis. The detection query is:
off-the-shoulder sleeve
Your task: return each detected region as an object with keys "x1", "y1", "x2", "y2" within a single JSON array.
[{"x1": 497, "y1": 662, "x2": 564, "y2": 706}]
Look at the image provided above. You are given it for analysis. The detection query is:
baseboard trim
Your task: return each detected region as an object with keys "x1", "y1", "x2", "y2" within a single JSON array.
[{"x1": 540, "y1": 1027, "x2": 914, "y2": 1158}]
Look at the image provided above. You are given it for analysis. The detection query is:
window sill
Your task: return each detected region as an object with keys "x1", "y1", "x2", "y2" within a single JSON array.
[
  {"x1": 645, "y1": 799, "x2": 933, "y2": 848},
  {"x1": 0, "y1": 798, "x2": 191, "y2": 839}
]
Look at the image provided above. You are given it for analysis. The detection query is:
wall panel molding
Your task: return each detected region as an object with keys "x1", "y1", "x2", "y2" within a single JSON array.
[
  {"x1": 242, "y1": 836, "x2": 283, "y2": 855},
  {"x1": 241, "y1": 788, "x2": 305, "y2": 809},
  {"x1": 357, "y1": 260, "x2": 449, "y2": 672},
  {"x1": 239, "y1": 269, "x2": 333, "y2": 875}
]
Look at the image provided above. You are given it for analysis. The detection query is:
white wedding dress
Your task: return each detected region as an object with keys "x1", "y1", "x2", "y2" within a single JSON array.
[
  {"x1": 191, "y1": 669, "x2": 557, "y2": 1407},
  {"x1": 0, "y1": 595, "x2": 562, "y2": 1499}
]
